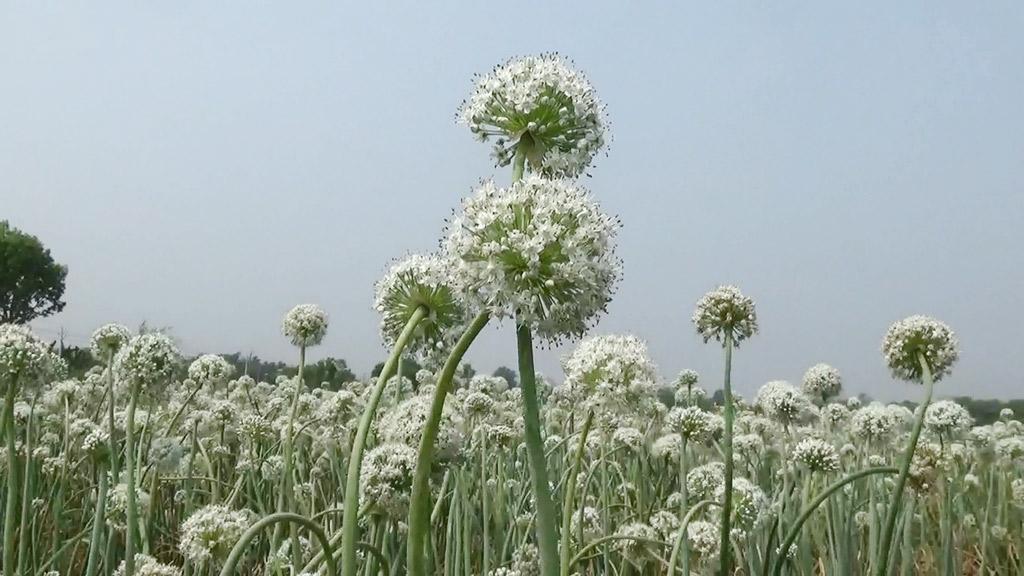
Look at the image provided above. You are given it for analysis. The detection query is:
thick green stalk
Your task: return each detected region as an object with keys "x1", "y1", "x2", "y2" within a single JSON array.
[
  {"x1": 772, "y1": 467, "x2": 897, "y2": 576},
  {"x1": 668, "y1": 437, "x2": 690, "y2": 576},
  {"x1": 3, "y1": 377, "x2": 18, "y2": 576},
  {"x1": 340, "y1": 305, "x2": 427, "y2": 576},
  {"x1": 106, "y1": 354, "x2": 120, "y2": 482},
  {"x1": 668, "y1": 499, "x2": 720, "y2": 576},
  {"x1": 719, "y1": 331, "x2": 735, "y2": 576},
  {"x1": 517, "y1": 322, "x2": 560, "y2": 576},
  {"x1": 85, "y1": 464, "x2": 110, "y2": 576},
  {"x1": 124, "y1": 383, "x2": 140, "y2": 576},
  {"x1": 406, "y1": 312, "x2": 489, "y2": 576},
  {"x1": 559, "y1": 410, "x2": 594, "y2": 576},
  {"x1": 874, "y1": 354, "x2": 934, "y2": 576}
]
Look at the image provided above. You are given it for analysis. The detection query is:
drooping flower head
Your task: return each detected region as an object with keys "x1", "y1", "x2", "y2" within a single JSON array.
[
  {"x1": 0, "y1": 323, "x2": 55, "y2": 385},
  {"x1": 374, "y1": 253, "x2": 467, "y2": 355},
  {"x1": 459, "y1": 53, "x2": 608, "y2": 178},
  {"x1": 90, "y1": 323, "x2": 131, "y2": 360},
  {"x1": 446, "y1": 176, "x2": 621, "y2": 342},
  {"x1": 188, "y1": 354, "x2": 234, "y2": 389},
  {"x1": 882, "y1": 315, "x2": 958, "y2": 382},
  {"x1": 113, "y1": 333, "x2": 180, "y2": 391},
  {"x1": 282, "y1": 304, "x2": 328, "y2": 347},
  {"x1": 692, "y1": 286, "x2": 758, "y2": 346},
  {"x1": 802, "y1": 363, "x2": 842, "y2": 401}
]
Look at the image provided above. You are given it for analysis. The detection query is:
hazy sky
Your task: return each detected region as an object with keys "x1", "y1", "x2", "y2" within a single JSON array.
[{"x1": 3, "y1": 2, "x2": 1022, "y2": 400}]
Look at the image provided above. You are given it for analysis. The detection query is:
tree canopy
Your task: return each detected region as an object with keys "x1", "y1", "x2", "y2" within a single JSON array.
[{"x1": 0, "y1": 221, "x2": 68, "y2": 324}]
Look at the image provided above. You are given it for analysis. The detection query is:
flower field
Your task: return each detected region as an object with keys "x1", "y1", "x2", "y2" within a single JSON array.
[{"x1": 2, "y1": 54, "x2": 1021, "y2": 576}]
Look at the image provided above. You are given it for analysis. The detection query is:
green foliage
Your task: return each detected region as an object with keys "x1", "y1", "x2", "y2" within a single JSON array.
[{"x1": 0, "y1": 221, "x2": 68, "y2": 324}]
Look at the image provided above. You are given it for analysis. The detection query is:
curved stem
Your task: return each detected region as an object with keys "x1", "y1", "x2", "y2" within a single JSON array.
[
  {"x1": 517, "y1": 321, "x2": 560, "y2": 576},
  {"x1": 406, "y1": 312, "x2": 489, "y2": 576},
  {"x1": 569, "y1": 535, "x2": 670, "y2": 569},
  {"x1": 874, "y1": 354, "x2": 934, "y2": 576},
  {"x1": 340, "y1": 305, "x2": 427, "y2": 576},
  {"x1": 719, "y1": 331, "x2": 735, "y2": 576},
  {"x1": 668, "y1": 499, "x2": 719, "y2": 576},
  {"x1": 559, "y1": 410, "x2": 594, "y2": 576},
  {"x1": 772, "y1": 467, "x2": 898, "y2": 576},
  {"x1": 217, "y1": 512, "x2": 337, "y2": 576}
]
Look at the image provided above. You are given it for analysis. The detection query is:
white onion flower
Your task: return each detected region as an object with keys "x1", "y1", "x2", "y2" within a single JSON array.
[
  {"x1": 90, "y1": 323, "x2": 131, "y2": 360},
  {"x1": 692, "y1": 286, "x2": 758, "y2": 346},
  {"x1": 178, "y1": 504, "x2": 253, "y2": 565},
  {"x1": 459, "y1": 53, "x2": 608, "y2": 178},
  {"x1": 446, "y1": 176, "x2": 621, "y2": 342},
  {"x1": 114, "y1": 554, "x2": 181, "y2": 576},
  {"x1": 666, "y1": 406, "x2": 716, "y2": 442},
  {"x1": 792, "y1": 437, "x2": 840, "y2": 473},
  {"x1": 187, "y1": 354, "x2": 234, "y2": 389},
  {"x1": 882, "y1": 316, "x2": 959, "y2": 382},
  {"x1": 756, "y1": 381, "x2": 813, "y2": 426},
  {"x1": 360, "y1": 443, "x2": 417, "y2": 516},
  {"x1": 374, "y1": 253, "x2": 467, "y2": 354},
  {"x1": 924, "y1": 400, "x2": 973, "y2": 436},
  {"x1": 282, "y1": 304, "x2": 328, "y2": 347},
  {"x1": 0, "y1": 323, "x2": 55, "y2": 385},
  {"x1": 802, "y1": 363, "x2": 842, "y2": 401},
  {"x1": 114, "y1": 333, "x2": 180, "y2": 391}
]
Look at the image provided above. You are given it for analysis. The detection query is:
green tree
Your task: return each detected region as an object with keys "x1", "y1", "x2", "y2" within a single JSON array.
[
  {"x1": 0, "y1": 221, "x2": 68, "y2": 324},
  {"x1": 303, "y1": 357, "x2": 357, "y2": 390},
  {"x1": 493, "y1": 365, "x2": 518, "y2": 388}
]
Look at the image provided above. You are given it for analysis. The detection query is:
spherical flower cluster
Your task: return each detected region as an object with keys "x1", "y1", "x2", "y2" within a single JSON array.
[
  {"x1": 850, "y1": 403, "x2": 898, "y2": 442},
  {"x1": 612, "y1": 522, "x2": 657, "y2": 562},
  {"x1": 178, "y1": 504, "x2": 253, "y2": 565},
  {"x1": 802, "y1": 363, "x2": 842, "y2": 401},
  {"x1": 676, "y1": 369, "x2": 699, "y2": 390},
  {"x1": 714, "y1": 476, "x2": 768, "y2": 530},
  {"x1": 687, "y1": 520, "x2": 720, "y2": 558},
  {"x1": 114, "y1": 333, "x2": 180, "y2": 390},
  {"x1": 820, "y1": 403, "x2": 851, "y2": 428},
  {"x1": 114, "y1": 554, "x2": 181, "y2": 576},
  {"x1": 651, "y1": 434, "x2": 682, "y2": 459},
  {"x1": 687, "y1": 462, "x2": 725, "y2": 500},
  {"x1": 378, "y1": 394, "x2": 464, "y2": 462},
  {"x1": 666, "y1": 406, "x2": 716, "y2": 442},
  {"x1": 648, "y1": 510, "x2": 680, "y2": 541},
  {"x1": 282, "y1": 304, "x2": 328, "y2": 347},
  {"x1": 882, "y1": 315, "x2": 959, "y2": 382},
  {"x1": 995, "y1": 436, "x2": 1024, "y2": 463},
  {"x1": 106, "y1": 482, "x2": 151, "y2": 531},
  {"x1": 792, "y1": 437, "x2": 840, "y2": 473},
  {"x1": 446, "y1": 176, "x2": 621, "y2": 342},
  {"x1": 360, "y1": 443, "x2": 417, "y2": 516},
  {"x1": 611, "y1": 426, "x2": 646, "y2": 452},
  {"x1": 755, "y1": 381, "x2": 812, "y2": 425},
  {"x1": 188, "y1": 354, "x2": 234, "y2": 389},
  {"x1": 90, "y1": 323, "x2": 131, "y2": 360},
  {"x1": 0, "y1": 323, "x2": 54, "y2": 384},
  {"x1": 569, "y1": 506, "x2": 602, "y2": 543},
  {"x1": 924, "y1": 400, "x2": 974, "y2": 436},
  {"x1": 458, "y1": 53, "x2": 607, "y2": 178},
  {"x1": 374, "y1": 253, "x2": 467, "y2": 354},
  {"x1": 692, "y1": 286, "x2": 758, "y2": 346}
]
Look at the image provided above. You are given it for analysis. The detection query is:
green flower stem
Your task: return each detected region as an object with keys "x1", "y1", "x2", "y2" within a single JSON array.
[
  {"x1": 874, "y1": 353, "x2": 934, "y2": 576},
  {"x1": 559, "y1": 409, "x2": 594, "y2": 576},
  {"x1": 85, "y1": 463, "x2": 110, "y2": 576},
  {"x1": 106, "y1": 353, "x2": 120, "y2": 482},
  {"x1": 341, "y1": 305, "x2": 428, "y2": 576},
  {"x1": 719, "y1": 331, "x2": 735, "y2": 576},
  {"x1": 668, "y1": 437, "x2": 690, "y2": 576},
  {"x1": 406, "y1": 311, "x2": 490, "y2": 576},
  {"x1": 772, "y1": 467, "x2": 898, "y2": 576},
  {"x1": 124, "y1": 382, "x2": 140, "y2": 576},
  {"x1": 517, "y1": 321, "x2": 560, "y2": 576},
  {"x1": 3, "y1": 377, "x2": 19, "y2": 576},
  {"x1": 668, "y1": 499, "x2": 720, "y2": 576},
  {"x1": 217, "y1": 512, "x2": 337, "y2": 576}
]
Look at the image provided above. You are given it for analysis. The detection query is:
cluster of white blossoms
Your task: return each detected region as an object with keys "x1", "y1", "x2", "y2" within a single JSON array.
[
  {"x1": 802, "y1": 363, "x2": 842, "y2": 401},
  {"x1": 378, "y1": 393, "x2": 465, "y2": 463},
  {"x1": 569, "y1": 506, "x2": 602, "y2": 543},
  {"x1": 692, "y1": 285, "x2": 758, "y2": 346},
  {"x1": 559, "y1": 334, "x2": 661, "y2": 427},
  {"x1": 850, "y1": 403, "x2": 900, "y2": 442},
  {"x1": 687, "y1": 520, "x2": 720, "y2": 558},
  {"x1": 114, "y1": 554, "x2": 181, "y2": 576},
  {"x1": 446, "y1": 176, "x2": 621, "y2": 342},
  {"x1": 924, "y1": 400, "x2": 974, "y2": 436},
  {"x1": 612, "y1": 522, "x2": 658, "y2": 562},
  {"x1": 458, "y1": 53, "x2": 607, "y2": 178},
  {"x1": 187, "y1": 354, "x2": 234, "y2": 389},
  {"x1": 882, "y1": 315, "x2": 959, "y2": 382},
  {"x1": 666, "y1": 406, "x2": 717, "y2": 442},
  {"x1": 714, "y1": 476, "x2": 768, "y2": 532},
  {"x1": 360, "y1": 443, "x2": 417, "y2": 516},
  {"x1": 374, "y1": 253, "x2": 467, "y2": 354},
  {"x1": 113, "y1": 333, "x2": 180, "y2": 390},
  {"x1": 756, "y1": 381, "x2": 813, "y2": 426},
  {"x1": 178, "y1": 504, "x2": 253, "y2": 565},
  {"x1": 89, "y1": 323, "x2": 131, "y2": 360},
  {"x1": 282, "y1": 304, "x2": 329, "y2": 347},
  {"x1": 792, "y1": 437, "x2": 840, "y2": 473},
  {"x1": 106, "y1": 482, "x2": 151, "y2": 531},
  {"x1": 0, "y1": 323, "x2": 55, "y2": 383},
  {"x1": 687, "y1": 462, "x2": 725, "y2": 500}
]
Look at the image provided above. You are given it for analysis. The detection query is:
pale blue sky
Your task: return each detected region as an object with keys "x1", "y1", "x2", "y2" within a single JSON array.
[{"x1": 3, "y1": 2, "x2": 1022, "y2": 400}]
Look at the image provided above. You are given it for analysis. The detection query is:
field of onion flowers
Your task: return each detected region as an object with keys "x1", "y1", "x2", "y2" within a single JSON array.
[{"x1": 2, "y1": 54, "x2": 1022, "y2": 576}]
